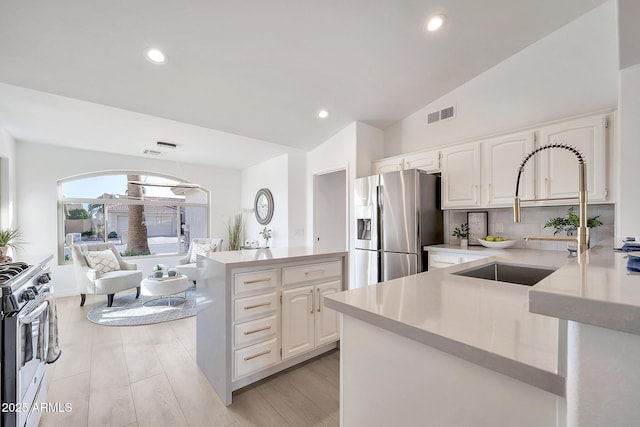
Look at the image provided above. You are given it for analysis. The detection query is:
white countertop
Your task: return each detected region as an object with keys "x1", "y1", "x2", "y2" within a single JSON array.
[
  {"x1": 202, "y1": 247, "x2": 347, "y2": 267},
  {"x1": 327, "y1": 240, "x2": 640, "y2": 395},
  {"x1": 529, "y1": 243, "x2": 640, "y2": 335},
  {"x1": 326, "y1": 246, "x2": 578, "y2": 396}
]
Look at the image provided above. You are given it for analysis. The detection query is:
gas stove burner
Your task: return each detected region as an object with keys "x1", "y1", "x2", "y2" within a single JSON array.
[{"x1": 0, "y1": 262, "x2": 33, "y2": 285}]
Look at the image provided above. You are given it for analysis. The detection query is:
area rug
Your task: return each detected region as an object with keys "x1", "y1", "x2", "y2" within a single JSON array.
[{"x1": 87, "y1": 286, "x2": 197, "y2": 326}]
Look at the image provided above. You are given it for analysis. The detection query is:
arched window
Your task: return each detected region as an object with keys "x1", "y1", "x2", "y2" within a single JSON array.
[{"x1": 58, "y1": 171, "x2": 209, "y2": 264}]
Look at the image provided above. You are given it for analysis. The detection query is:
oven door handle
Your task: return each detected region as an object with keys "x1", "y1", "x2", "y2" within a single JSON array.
[{"x1": 19, "y1": 300, "x2": 49, "y2": 325}]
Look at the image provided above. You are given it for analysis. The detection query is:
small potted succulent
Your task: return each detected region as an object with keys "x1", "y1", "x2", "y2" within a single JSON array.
[{"x1": 452, "y1": 223, "x2": 470, "y2": 249}]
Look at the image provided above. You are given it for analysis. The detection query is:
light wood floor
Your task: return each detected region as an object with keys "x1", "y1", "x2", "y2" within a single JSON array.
[{"x1": 40, "y1": 290, "x2": 340, "y2": 427}]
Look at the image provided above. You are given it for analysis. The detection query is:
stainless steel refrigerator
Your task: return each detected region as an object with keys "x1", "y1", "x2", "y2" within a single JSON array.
[{"x1": 354, "y1": 169, "x2": 443, "y2": 288}]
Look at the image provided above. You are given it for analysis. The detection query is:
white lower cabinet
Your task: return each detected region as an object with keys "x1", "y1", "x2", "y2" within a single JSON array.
[
  {"x1": 427, "y1": 251, "x2": 489, "y2": 270},
  {"x1": 201, "y1": 253, "x2": 346, "y2": 405},
  {"x1": 282, "y1": 280, "x2": 341, "y2": 360},
  {"x1": 234, "y1": 338, "x2": 279, "y2": 379}
]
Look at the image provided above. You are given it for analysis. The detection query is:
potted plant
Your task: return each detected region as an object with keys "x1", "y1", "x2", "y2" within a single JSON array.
[
  {"x1": 227, "y1": 212, "x2": 244, "y2": 251},
  {"x1": 0, "y1": 228, "x2": 23, "y2": 260},
  {"x1": 153, "y1": 263, "x2": 167, "y2": 278},
  {"x1": 452, "y1": 223, "x2": 470, "y2": 248},
  {"x1": 544, "y1": 206, "x2": 603, "y2": 234},
  {"x1": 544, "y1": 206, "x2": 603, "y2": 253},
  {"x1": 259, "y1": 227, "x2": 272, "y2": 248}
]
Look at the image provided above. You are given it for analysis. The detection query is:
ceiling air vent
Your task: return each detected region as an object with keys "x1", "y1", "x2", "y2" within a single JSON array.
[
  {"x1": 440, "y1": 106, "x2": 455, "y2": 120},
  {"x1": 427, "y1": 105, "x2": 456, "y2": 125},
  {"x1": 427, "y1": 111, "x2": 440, "y2": 124}
]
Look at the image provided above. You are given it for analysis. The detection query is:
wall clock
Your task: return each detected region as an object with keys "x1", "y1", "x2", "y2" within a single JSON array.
[{"x1": 254, "y1": 188, "x2": 274, "y2": 225}]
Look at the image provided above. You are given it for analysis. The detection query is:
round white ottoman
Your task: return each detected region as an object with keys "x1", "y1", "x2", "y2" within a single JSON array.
[{"x1": 140, "y1": 274, "x2": 190, "y2": 306}]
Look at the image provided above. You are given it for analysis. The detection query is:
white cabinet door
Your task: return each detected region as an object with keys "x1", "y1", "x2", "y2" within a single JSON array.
[
  {"x1": 441, "y1": 142, "x2": 481, "y2": 208},
  {"x1": 281, "y1": 286, "x2": 315, "y2": 360},
  {"x1": 373, "y1": 158, "x2": 404, "y2": 174},
  {"x1": 537, "y1": 115, "x2": 608, "y2": 202},
  {"x1": 404, "y1": 150, "x2": 441, "y2": 173},
  {"x1": 428, "y1": 253, "x2": 462, "y2": 270},
  {"x1": 482, "y1": 131, "x2": 535, "y2": 206},
  {"x1": 315, "y1": 281, "x2": 341, "y2": 346}
]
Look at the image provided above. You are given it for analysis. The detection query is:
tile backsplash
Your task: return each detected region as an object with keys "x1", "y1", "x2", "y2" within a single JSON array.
[{"x1": 445, "y1": 204, "x2": 615, "y2": 251}]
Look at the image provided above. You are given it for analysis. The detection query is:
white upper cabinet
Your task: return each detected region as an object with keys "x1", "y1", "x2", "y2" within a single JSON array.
[
  {"x1": 441, "y1": 142, "x2": 481, "y2": 208},
  {"x1": 482, "y1": 131, "x2": 535, "y2": 206},
  {"x1": 537, "y1": 115, "x2": 608, "y2": 202},
  {"x1": 403, "y1": 150, "x2": 441, "y2": 173},
  {"x1": 372, "y1": 149, "x2": 441, "y2": 174},
  {"x1": 372, "y1": 157, "x2": 404, "y2": 174}
]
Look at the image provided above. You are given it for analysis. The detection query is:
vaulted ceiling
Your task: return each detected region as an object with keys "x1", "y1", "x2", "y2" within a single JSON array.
[{"x1": 0, "y1": 0, "x2": 608, "y2": 168}]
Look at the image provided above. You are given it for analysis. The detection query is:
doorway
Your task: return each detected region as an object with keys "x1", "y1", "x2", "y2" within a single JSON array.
[{"x1": 313, "y1": 169, "x2": 347, "y2": 250}]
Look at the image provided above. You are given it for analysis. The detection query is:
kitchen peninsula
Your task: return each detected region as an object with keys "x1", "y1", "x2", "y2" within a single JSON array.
[
  {"x1": 196, "y1": 247, "x2": 347, "y2": 405},
  {"x1": 326, "y1": 243, "x2": 640, "y2": 426}
]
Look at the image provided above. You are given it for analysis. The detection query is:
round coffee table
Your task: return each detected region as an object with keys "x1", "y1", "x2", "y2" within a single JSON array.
[{"x1": 140, "y1": 274, "x2": 190, "y2": 306}]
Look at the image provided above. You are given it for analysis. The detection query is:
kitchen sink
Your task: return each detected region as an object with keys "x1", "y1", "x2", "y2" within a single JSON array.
[{"x1": 452, "y1": 262, "x2": 557, "y2": 286}]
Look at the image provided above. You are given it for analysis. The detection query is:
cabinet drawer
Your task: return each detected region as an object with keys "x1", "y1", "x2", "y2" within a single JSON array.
[
  {"x1": 234, "y1": 315, "x2": 278, "y2": 349},
  {"x1": 234, "y1": 292, "x2": 278, "y2": 322},
  {"x1": 234, "y1": 338, "x2": 279, "y2": 379},
  {"x1": 428, "y1": 254, "x2": 462, "y2": 269},
  {"x1": 282, "y1": 261, "x2": 342, "y2": 285},
  {"x1": 234, "y1": 269, "x2": 278, "y2": 295}
]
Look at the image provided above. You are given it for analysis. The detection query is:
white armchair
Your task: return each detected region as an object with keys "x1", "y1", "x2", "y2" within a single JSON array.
[
  {"x1": 72, "y1": 243, "x2": 143, "y2": 307},
  {"x1": 174, "y1": 238, "x2": 223, "y2": 284}
]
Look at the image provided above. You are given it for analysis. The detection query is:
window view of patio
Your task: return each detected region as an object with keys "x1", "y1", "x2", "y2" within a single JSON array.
[{"x1": 59, "y1": 172, "x2": 209, "y2": 263}]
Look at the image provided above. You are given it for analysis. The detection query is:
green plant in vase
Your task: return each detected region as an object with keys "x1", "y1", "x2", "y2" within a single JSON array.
[
  {"x1": 543, "y1": 206, "x2": 602, "y2": 235},
  {"x1": 227, "y1": 212, "x2": 244, "y2": 251},
  {"x1": 0, "y1": 228, "x2": 23, "y2": 260},
  {"x1": 259, "y1": 227, "x2": 272, "y2": 248},
  {"x1": 544, "y1": 206, "x2": 603, "y2": 253},
  {"x1": 452, "y1": 223, "x2": 470, "y2": 248}
]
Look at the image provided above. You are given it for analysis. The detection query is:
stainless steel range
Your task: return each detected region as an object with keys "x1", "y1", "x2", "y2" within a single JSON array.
[{"x1": 1, "y1": 256, "x2": 57, "y2": 427}]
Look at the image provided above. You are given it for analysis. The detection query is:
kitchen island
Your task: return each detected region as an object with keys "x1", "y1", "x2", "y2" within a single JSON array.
[
  {"x1": 196, "y1": 247, "x2": 347, "y2": 405},
  {"x1": 326, "y1": 243, "x2": 640, "y2": 426}
]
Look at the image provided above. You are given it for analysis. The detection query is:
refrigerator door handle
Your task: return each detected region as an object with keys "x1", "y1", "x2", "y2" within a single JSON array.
[{"x1": 377, "y1": 184, "x2": 383, "y2": 248}]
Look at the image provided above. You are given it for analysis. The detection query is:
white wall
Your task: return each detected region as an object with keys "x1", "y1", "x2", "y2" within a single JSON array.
[
  {"x1": 0, "y1": 128, "x2": 17, "y2": 230},
  {"x1": 15, "y1": 141, "x2": 241, "y2": 296},
  {"x1": 384, "y1": 1, "x2": 618, "y2": 156},
  {"x1": 306, "y1": 121, "x2": 384, "y2": 288},
  {"x1": 241, "y1": 154, "x2": 290, "y2": 247},
  {"x1": 355, "y1": 122, "x2": 384, "y2": 178},
  {"x1": 307, "y1": 123, "x2": 356, "y2": 286},
  {"x1": 615, "y1": 0, "x2": 640, "y2": 239},
  {"x1": 287, "y1": 152, "x2": 307, "y2": 247},
  {"x1": 616, "y1": 66, "x2": 640, "y2": 238}
]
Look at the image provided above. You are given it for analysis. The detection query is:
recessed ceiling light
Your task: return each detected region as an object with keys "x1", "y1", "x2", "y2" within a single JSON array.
[
  {"x1": 145, "y1": 48, "x2": 166, "y2": 64},
  {"x1": 318, "y1": 110, "x2": 329, "y2": 119},
  {"x1": 426, "y1": 14, "x2": 446, "y2": 32}
]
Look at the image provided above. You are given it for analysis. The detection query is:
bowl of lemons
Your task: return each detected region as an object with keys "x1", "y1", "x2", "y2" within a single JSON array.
[{"x1": 477, "y1": 236, "x2": 517, "y2": 249}]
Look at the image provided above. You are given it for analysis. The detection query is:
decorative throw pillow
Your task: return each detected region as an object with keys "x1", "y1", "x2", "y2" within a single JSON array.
[
  {"x1": 190, "y1": 242, "x2": 215, "y2": 263},
  {"x1": 85, "y1": 249, "x2": 121, "y2": 273}
]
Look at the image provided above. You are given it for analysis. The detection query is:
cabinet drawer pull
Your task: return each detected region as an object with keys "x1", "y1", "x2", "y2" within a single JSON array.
[
  {"x1": 244, "y1": 277, "x2": 271, "y2": 284},
  {"x1": 305, "y1": 269, "x2": 325, "y2": 276},
  {"x1": 244, "y1": 325, "x2": 272, "y2": 335},
  {"x1": 243, "y1": 349, "x2": 272, "y2": 361},
  {"x1": 244, "y1": 302, "x2": 271, "y2": 310},
  {"x1": 317, "y1": 289, "x2": 321, "y2": 313}
]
